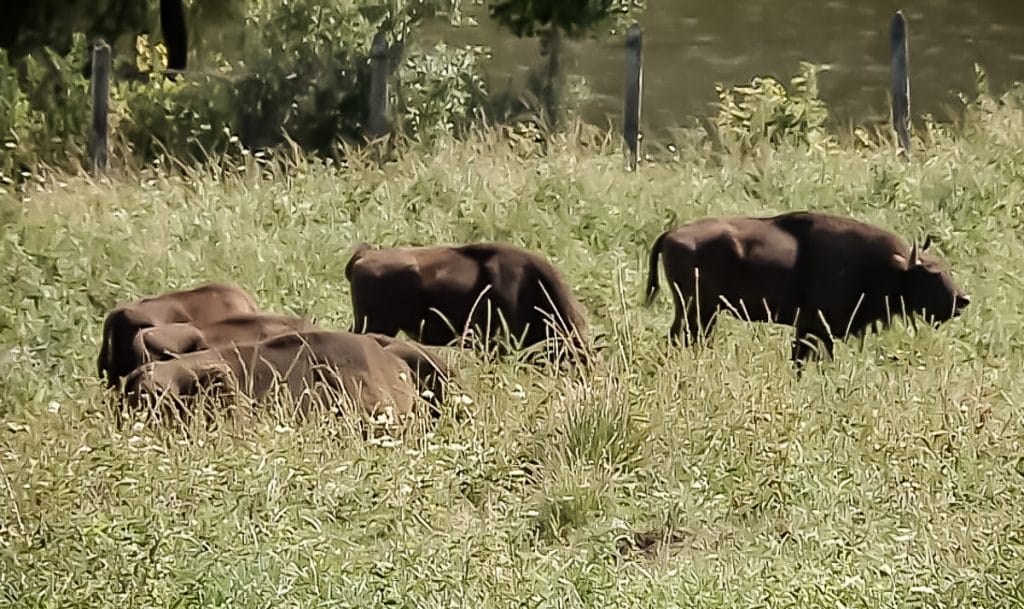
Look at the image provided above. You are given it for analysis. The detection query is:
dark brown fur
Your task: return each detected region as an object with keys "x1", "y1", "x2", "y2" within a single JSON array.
[
  {"x1": 98, "y1": 283, "x2": 259, "y2": 388},
  {"x1": 123, "y1": 330, "x2": 418, "y2": 422},
  {"x1": 365, "y1": 333, "x2": 454, "y2": 413},
  {"x1": 646, "y1": 211, "x2": 970, "y2": 361},
  {"x1": 130, "y1": 313, "x2": 318, "y2": 370},
  {"x1": 346, "y1": 242, "x2": 588, "y2": 359}
]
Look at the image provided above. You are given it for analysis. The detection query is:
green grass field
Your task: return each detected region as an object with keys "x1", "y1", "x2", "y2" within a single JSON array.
[{"x1": 3, "y1": 100, "x2": 1024, "y2": 607}]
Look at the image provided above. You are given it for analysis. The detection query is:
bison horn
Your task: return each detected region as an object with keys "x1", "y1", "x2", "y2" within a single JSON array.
[
  {"x1": 908, "y1": 241, "x2": 919, "y2": 267},
  {"x1": 921, "y1": 234, "x2": 933, "y2": 251}
]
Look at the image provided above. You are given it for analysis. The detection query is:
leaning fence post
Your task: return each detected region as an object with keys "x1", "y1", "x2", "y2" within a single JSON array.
[
  {"x1": 88, "y1": 40, "x2": 111, "y2": 176},
  {"x1": 623, "y1": 23, "x2": 643, "y2": 171},
  {"x1": 367, "y1": 30, "x2": 391, "y2": 142},
  {"x1": 890, "y1": 10, "x2": 911, "y2": 157}
]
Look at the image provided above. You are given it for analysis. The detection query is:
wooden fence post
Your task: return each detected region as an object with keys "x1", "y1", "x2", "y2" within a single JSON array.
[
  {"x1": 367, "y1": 30, "x2": 391, "y2": 142},
  {"x1": 623, "y1": 23, "x2": 643, "y2": 171},
  {"x1": 542, "y1": 28, "x2": 564, "y2": 128},
  {"x1": 890, "y1": 10, "x2": 911, "y2": 157},
  {"x1": 89, "y1": 40, "x2": 111, "y2": 176}
]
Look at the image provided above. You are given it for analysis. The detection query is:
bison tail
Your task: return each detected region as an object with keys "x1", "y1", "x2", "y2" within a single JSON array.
[
  {"x1": 97, "y1": 309, "x2": 117, "y2": 383},
  {"x1": 645, "y1": 231, "x2": 667, "y2": 306},
  {"x1": 344, "y1": 242, "x2": 374, "y2": 281}
]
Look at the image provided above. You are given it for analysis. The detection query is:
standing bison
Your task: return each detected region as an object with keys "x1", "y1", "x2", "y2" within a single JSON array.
[
  {"x1": 345, "y1": 242, "x2": 588, "y2": 359},
  {"x1": 98, "y1": 283, "x2": 259, "y2": 388},
  {"x1": 646, "y1": 211, "x2": 970, "y2": 361}
]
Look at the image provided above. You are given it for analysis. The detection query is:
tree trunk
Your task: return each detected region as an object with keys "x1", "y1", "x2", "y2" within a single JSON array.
[{"x1": 541, "y1": 27, "x2": 563, "y2": 128}]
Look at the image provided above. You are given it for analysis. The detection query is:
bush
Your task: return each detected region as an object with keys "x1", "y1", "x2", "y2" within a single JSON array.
[
  {"x1": 0, "y1": 49, "x2": 32, "y2": 181},
  {"x1": 116, "y1": 73, "x2": 238, "y2": 163},
  {"x1": 0, "y1": 39, "x2": 90, "y2": 182},
  {"x1": 397, "y1": 42, "x2": 488, "y2": 142},
  {"x1": 0, "y1": 0, "x2": 491, "y2": 173},
  {"x1": 714, "y1": 61, "x2": 833, "y2": 151}
]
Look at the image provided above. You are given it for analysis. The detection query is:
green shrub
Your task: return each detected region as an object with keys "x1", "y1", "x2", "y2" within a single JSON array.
[
  {"x1": 714, "y1": 61, "x2": 833, "y2": 151},
  {"x1": 1, "y1": 1, "x2": 491, "y2": 172},
  {"x1": 0, "y1": 49, "x2": 32, "y2": 181},
  {"x1": 398, "y1": 42, "x2": 488, "y2": 141},
  {"x1": 0, "y1": 38, "x2": 90, "y2": 182},
  {"x1": 116, "y1": 73, "x2": 237, "y2": 163}
]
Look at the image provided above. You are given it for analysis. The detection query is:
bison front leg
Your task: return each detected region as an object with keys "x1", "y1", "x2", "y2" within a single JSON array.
[
  {"x1": 349, "y1": 300, "x2": 368, "y2": 334},
  {"x1": 791, "y1": 328, "x2": 834, "y2": 364},
  {"x1": 348, "y1": 316, "x2": 372, "y2": 334},
  {"x1": 349, "y1": 305, "x2": 399, "y2": 338}
]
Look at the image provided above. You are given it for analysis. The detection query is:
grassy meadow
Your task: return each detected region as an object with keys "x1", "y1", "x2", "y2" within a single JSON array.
[{"x1": 3, "y1": 100, "x2": 1024, "y2": 607}]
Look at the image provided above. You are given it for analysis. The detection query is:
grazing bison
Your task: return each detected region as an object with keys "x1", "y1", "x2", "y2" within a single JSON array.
[
  {"x1": 345, "y1": 242, "x2": 588, "y2": 359},
  {"x1": 98, "y1": 283, "x2": 259, "y2": 388},
  {"x1": 646, "y1": 211, "x2": 970, "y2": 361},
  {"x1": 124, "y1": 330, "x2": 418, "y2": 423},
  {"x1": 365, "y1": 333, "x2": 454, "y2": 412}
]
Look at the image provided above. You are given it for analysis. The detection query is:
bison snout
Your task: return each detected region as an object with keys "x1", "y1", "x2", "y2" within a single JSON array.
[
  {"x1": 130, "y1": 379, "x2": 162, "y2": 406},
  {"x1": 124, "y1": 366, "x2": 166, "y2": 406},
  {"x1": 954, "y1": 294, "x2": 971, "y2": 316}
]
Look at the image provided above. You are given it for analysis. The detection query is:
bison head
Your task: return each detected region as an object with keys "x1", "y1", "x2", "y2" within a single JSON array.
[
  {"x1": 123, "y1": 358, "x2": 234, "y2": 416},
  {"x1": 134, "y1": 323, "x2": 209, "y2": 365},
  {"x1": 899, "y1": 238, "x2": 970, "y2": 324}
]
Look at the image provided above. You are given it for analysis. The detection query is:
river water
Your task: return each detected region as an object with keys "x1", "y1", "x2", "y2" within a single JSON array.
[{"x1": 427, "y1": 1, "x2": 1024, "y2": 137}]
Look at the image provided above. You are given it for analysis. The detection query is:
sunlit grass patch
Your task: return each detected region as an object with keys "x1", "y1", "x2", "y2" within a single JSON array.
[{"x1": 3, "y1": 102, "x2": 1024, "y2": 606}]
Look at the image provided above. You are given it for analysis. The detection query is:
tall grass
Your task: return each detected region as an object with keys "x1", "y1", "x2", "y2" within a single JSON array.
[{"x1": 2, "y1": 96, "x2": 1024, "y2": 607}]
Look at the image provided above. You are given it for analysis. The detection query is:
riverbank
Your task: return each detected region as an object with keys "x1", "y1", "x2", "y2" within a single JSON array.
[{"x1": 425, "y1": 1, "x2": 1024, "y2": 136}]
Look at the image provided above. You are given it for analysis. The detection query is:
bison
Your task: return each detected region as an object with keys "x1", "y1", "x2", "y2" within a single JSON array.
[
  {"x1": 130, "y1": 313, "x2": 317, "y2": 370},
  {"x1": 645, "y1": 211, "x2": 970, "y2": 361},
  {"x1": 98, "y1": 283, "x2": 259, "y2": 388},
  {"x1": 365, "y1": 333, "x2": 455, "y2": 412},
  {"x1": 345, "y1": 242, "x2": 588, "y2": 360},
  {"x1": 124, "y1": 330, "x2": 419, "y2": 424}
]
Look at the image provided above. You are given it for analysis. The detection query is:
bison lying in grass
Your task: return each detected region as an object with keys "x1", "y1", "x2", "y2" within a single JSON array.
[
  {"x1": 98, "y1": 283, "x2": 259, "y2": 388},
  {"x1": 130, "y1": 313, "x2": 317, "y2": 370},
  {"x1": 123, "y1": 330, "x2": 425, "y2": 425}
]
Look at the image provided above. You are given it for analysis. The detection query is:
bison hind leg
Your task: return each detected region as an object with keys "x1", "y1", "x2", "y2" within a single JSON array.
[
  {"x1": 669, "y1": 297, "x2": 716, "y2": 347},
  {"x1": 685, "y1": 307, "x2": 717, "y2": 346}
]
